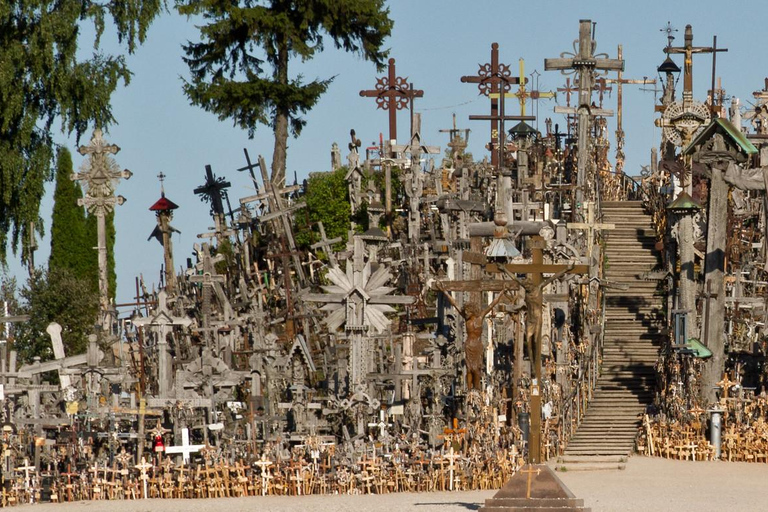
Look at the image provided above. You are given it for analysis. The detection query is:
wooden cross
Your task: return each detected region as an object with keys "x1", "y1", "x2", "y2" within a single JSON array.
[
  {"x1": 15, "y1": 458, "x2": 35, "y2": 488},
  {"x1": 165, "y1": 427, "x2": 205, "y2": 463},
  {"x1": 566, "y1": 201, "x2": 615, "y2": 262},
  {"x1": 253, "y1": 453, "x2": 274, "y2": 496},
  {"x1": 238, "y1": 153, "x2": 306, "y2": 286},
  {"x1": 545, "y1": 20, "x2": 623, "y2": 202},
  {"x1": 461, "y1": 43, "x2": 534, "y2": 168},
  {"x1": 73, "y1": 128, "x2": 132, "y2": 321},
  {"x1": 717, "y1": 373, "x2": 737, "y2": 400},
  {"x1": 444, "y1": 446, "x2": 462, "y2": 491},
  {"x1": 134, "y1": 457, "x2": 153, "y2": 499},
  {"x1": 359, "y1": 58, "x2": 423, "y2": 142},
  {"x1": 667, "y1": 26, "x2": 727, "y2": 104},
  {"x1": 519, "y1": 464, "x2": 541, "y2": 499},
  {"x1": 490, "y1": 236, "x2": 587, "y2": 464},
  {"x1": 310, "y1": 221, "x2": 342, "y2": 267},
  {"x1": 367, "y1": 409, "x2": 392, "y2": 437},
  {"x1": 236, "y1": 147, "x2": 261, "y2": 187}
]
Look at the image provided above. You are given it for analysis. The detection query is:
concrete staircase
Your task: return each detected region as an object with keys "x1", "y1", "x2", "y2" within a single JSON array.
[{"x1": 556, "y1": 201, "x2": 663, "y2": 471}]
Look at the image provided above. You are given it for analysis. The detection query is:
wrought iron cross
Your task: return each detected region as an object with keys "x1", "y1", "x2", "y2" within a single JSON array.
[
  {"x1": 359, "y1": 58, "x2": 424, "y2": 142},
  {"x1": 461, "y1": 43, "x2": 532, "y2": 168},
  {"x1": 194, "y1": 164, "x2": 231, "y2": 217}
]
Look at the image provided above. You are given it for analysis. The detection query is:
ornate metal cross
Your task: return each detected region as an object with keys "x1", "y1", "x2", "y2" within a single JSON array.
[
  {"x1": 461, "y1": 43, "x2": 533, "y2": 168},
  {"x1": 359, "y1": 58, "x2": 424, "y2": 142}
]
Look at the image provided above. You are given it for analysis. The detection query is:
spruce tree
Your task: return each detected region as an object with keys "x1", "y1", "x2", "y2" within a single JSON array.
[
  {"x1": 176, "y1": 0, "x2": 393, "y2": 186},
  {"x1": 49, "y1": 147, "x2": 98, "y2": 291},
  {"x1": 0, "y1": 0, "x2": 163, "y2": 266}
]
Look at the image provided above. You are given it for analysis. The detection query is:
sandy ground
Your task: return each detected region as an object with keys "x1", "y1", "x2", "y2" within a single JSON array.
[{"x1": 13, "y1": 456, "x2": 768, "y2": 512}]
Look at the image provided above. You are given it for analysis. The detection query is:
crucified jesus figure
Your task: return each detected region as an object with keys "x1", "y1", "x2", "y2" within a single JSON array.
[
  {"x1": 502, "y1": 264, "x2": 574, "y2": 382},
  {"x1": 435, "y1": 283, "x2": 509, "y2": 391}
]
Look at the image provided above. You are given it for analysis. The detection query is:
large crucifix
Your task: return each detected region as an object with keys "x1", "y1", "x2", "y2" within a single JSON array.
[
  {"x1": 461, "y1": 43, "x2": 534, "y2": 169},
  {"x1": 433, "y1": 276, "x2": 517, "y2": 392},
  {"x1": 490, "y1": 235, "x2": 587, "y2": 464},
  {"x1": 667, "y1": 25, "x2": 727, "y2": 107},
  {"x1": 545, "y1": 20, "x2": 623, "y2": 204},
  {"x1": 359, "y1": 58, "x2": 424, "y2": 143}
]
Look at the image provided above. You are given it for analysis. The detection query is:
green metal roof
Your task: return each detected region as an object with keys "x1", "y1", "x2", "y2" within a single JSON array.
[{"x1": 683, "y1": 117, "x2": 758, "y2": 156}]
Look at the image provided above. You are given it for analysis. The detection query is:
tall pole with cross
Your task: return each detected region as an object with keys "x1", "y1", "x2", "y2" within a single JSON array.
[
  {"x1": 73, "y1": 129, "x2": 132, "y2": 327},
  {"x1": 604, "y1": 45, "x2": 656, "y2": 175},
  {"x1": 545, "y1": 20, "x2": 624, "y2": 204},
  {"x1": 491, "y1": 236, "x2": 587, "y2": 463},
  {"x1": 461, "y1": 43, "x2": 534, "y2": 169},
  {"x1": 359, "y1": 58, "x2": 424, "y2": 143}
]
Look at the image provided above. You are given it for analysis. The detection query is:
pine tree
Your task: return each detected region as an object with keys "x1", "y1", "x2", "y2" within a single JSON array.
[
  {"x1": 49, "y1": 147, "x2": 98, "y2": 291},
  {"x1": 0, "y1": 0, "x2": 163, "y2": 266},
  {"x1": 176, "y1": 0, "x2": 393, "y2": 186}
]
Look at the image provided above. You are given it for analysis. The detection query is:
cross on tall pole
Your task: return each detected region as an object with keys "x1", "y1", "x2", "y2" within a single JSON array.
[
  {"x1": 73, "y1": 129, "x2": 132, "y2": 325},
  {"x1": 359, "y1": 58, "x2": 424, "y2": 143},
  {"x1": 545, "y1": 20, "x2": 623, "y2": 204},
  {"x1": 194, "y1": 165, "x2": 231, "y2": 221},
  {"x1": 461, "y1": 43, "x2": 534, "y2": 168},
  {"x1": 604, "y1": 45, "x2": 657, "y2": 174},
  {"x1": 489, "y1": 236, "x2": 587, "y2": 464},
  {"x1": 667, "y1": 25, "x2": 727, "y2": 106}
]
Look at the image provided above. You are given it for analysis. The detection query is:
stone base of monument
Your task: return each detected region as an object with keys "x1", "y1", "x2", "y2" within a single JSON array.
[{"x1": 479, "y1": 464, "x2": 591, "y2": 511}]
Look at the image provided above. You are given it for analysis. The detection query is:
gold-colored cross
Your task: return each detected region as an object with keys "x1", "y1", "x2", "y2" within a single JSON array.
[{"x1": 520, "y1": 464, "x2": 541, "y2": 499}]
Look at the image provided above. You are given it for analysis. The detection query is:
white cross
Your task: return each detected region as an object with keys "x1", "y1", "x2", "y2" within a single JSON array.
[
  {"x1": 444, "y1": 446, "x2": 462, "y2": 491},
  {"x1": 15, "y1": 458, "x2": 35, "y2": 488},
  {"x1": 253, "y1": 454, "x2": 273, "y2": 496},
  {"x1": 165, "y1": 427, "x2": 205, "y2": 463},
  {"x1": 134, "y1": 457, "x2": 153, "y2": 499}
]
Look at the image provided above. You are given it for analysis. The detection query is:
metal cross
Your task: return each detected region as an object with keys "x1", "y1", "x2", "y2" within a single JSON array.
[
  {"x1": 461, "y1": 43, "x2": 533, "y2": 168},
  {"x1": 359, "y1": 58, "x2": 424, "y2": 142},
  {"x1": 557, "y1": 77, "x2": 577, "y2": 107},
  {"x1": 194, "y1": 164, "x2": 231, "y2": 218}
]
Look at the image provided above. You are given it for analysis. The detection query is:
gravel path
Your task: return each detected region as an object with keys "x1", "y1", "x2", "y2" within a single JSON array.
[{"x1": 13, "y1": 456, "x2": 768, "y2": 512}]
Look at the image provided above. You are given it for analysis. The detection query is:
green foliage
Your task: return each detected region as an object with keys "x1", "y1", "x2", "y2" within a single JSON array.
[
  {"x1": 0, "y1": 0, "x2": 163, "y2": 266},
  {"x1": 176, "y1": 0, "x2": 393, "y2": 184},
  {"x1": 9, "y1": 268, "x2": 98, "y2": 364},
  {"x1": 295, "y1": 167, "x2": 350, "y2": 254},
  {"x1": 49, "y1": 147, "x2": 99, "y2": 292}
]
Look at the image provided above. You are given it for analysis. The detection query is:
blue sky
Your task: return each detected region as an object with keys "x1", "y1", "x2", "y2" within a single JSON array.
[{"x1": 6, "y1": 0, "x2": 767, "y2": 307}]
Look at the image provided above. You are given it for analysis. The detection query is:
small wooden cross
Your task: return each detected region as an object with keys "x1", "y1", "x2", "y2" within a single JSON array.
[
  {"x1": 717, "y1": 373, "x2": 738, "y2": 400},
  {"x1": 134, "y1": 457, "x2": 153, "y2": 499},
  {"x1": 253, "y1": 453, "x2": 274, "y2": 496}
]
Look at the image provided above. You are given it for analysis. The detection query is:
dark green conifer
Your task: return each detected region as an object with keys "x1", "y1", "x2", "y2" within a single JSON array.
[
  {"x1": 176, "y1": 0, "x2": 394, "y2": 186},
  {"x1": 0, "y1": 0, "x2": 162, "y2": 266}
]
